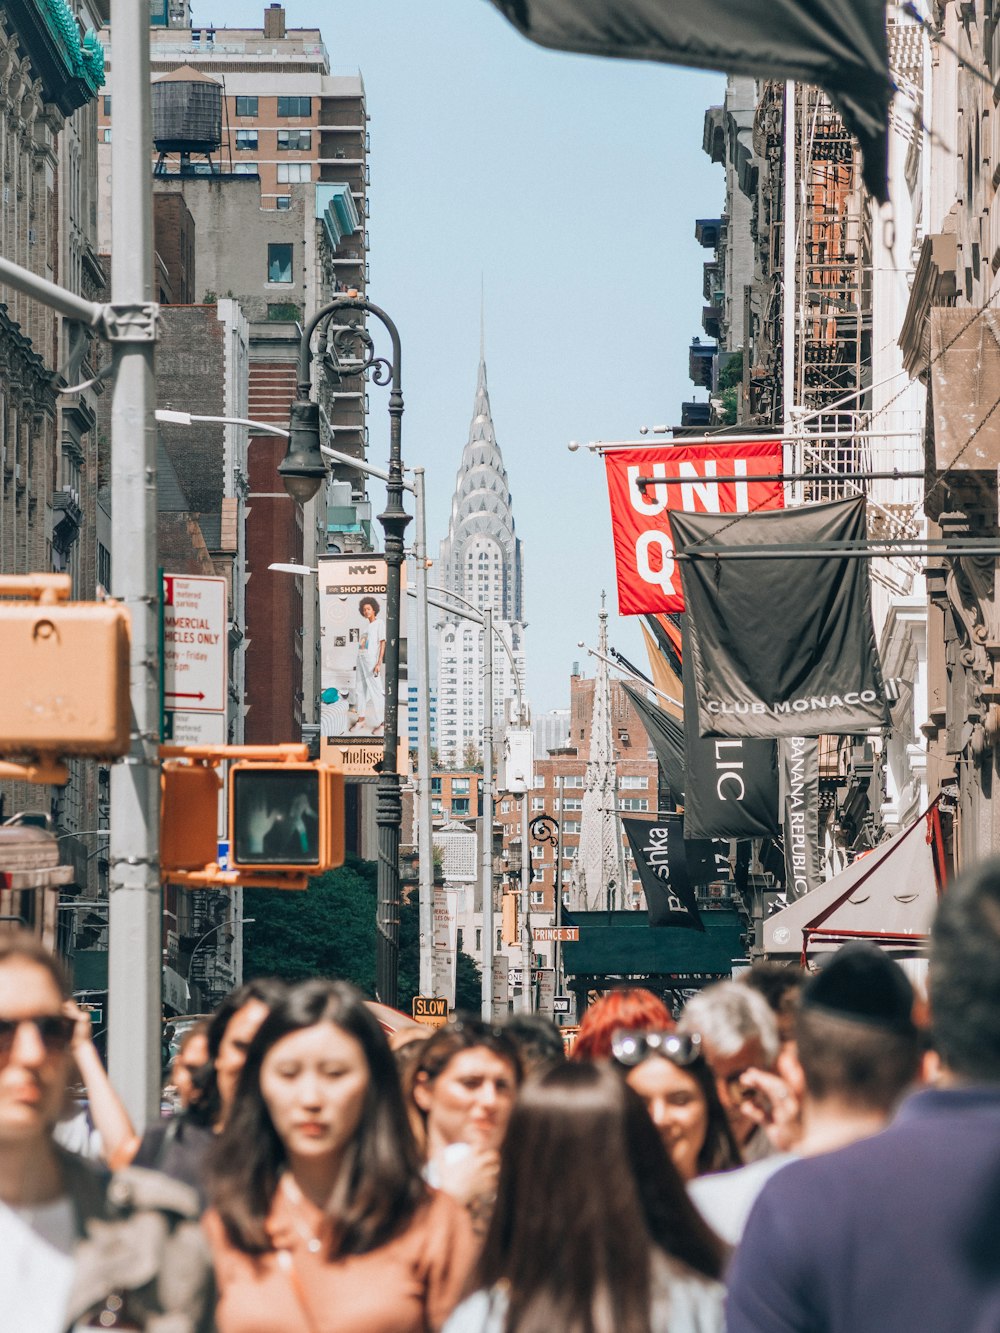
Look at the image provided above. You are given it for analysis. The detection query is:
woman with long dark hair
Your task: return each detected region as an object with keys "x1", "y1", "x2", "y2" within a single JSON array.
[
  {"x1": 444, "y1": 1062, "x2": 726, "y2": 1333},
  {"x1": 204, "y1": 978, "x2": 476, "y2": 1332},
  {"x1": 611, "y1": 1029, "x2": 742, "y2": 1182}
]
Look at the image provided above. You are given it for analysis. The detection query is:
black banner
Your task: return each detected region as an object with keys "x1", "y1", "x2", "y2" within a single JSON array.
[
  {"x1": 622, "y1": 681, "x2": 685, "y2": 802},
  {"x1": 780, "y1": 736, "x2": 823, "y2": 900},
  {"x1": 682, "y1": 647, "x2": 780, "y2": 840},
  {"x1": 623, "y1": 816, "x2": 704, "y2": 932},
  {"x1": 487, "y1": 0, "x2": 891, "y2": 202},
  {"x1": 673, "y1": 496, "x2": 889, "y2": 740}
]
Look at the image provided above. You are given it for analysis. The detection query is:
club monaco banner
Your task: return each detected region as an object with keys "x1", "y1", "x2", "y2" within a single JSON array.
[
  {"x1": 779, "y1": 736, "x2": 823, "y2": 900},
  {"x1": 672, "y1": 495, "x2": 889, "y2": 739},
  {"x1": 605, "y1": 440, "x2": 784, "y2": 615},
  {"x1": 681, "y1": 648, "x2": 780, "y2": 840},
  {"x1": 622, "y1": 816, "x2": 704, "y2": 932},
  {"x1": 622, "y1": 682, "x2": 686, "y2": 802}
]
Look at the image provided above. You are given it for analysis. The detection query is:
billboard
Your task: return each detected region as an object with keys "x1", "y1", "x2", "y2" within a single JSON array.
[{"x1": 318, "y1": 555, "x2": 408, "y2": 777}]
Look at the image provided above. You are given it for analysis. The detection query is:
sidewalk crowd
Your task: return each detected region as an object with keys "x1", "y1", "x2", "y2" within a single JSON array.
[{"x1": 4, "y1": 857, "x2": 1000, "y2": 1330}]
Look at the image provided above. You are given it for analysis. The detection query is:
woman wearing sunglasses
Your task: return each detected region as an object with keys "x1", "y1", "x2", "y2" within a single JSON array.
[
  {"x1": 612, "y1": 1029, "x2": 741, "y2": 1184},
  {"x1": 205, "y1": 978, "x2": 477, "y2": 1332},
  {"x1": 443, "y1": 1062, "x2": 726, "y2": 1333},
  {"x1": 0, "y1": 934, "x2": 212, "y2": 1332}
]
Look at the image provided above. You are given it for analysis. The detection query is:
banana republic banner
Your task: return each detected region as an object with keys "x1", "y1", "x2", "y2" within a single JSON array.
[
  {"x1": 780, "y1": 736, "x2": 823, "y2": 900},
  {"x1": 622, "y1": 816, "x2": 704, "y2": 932},
  {"x1": 681, "y1": 648, "x2": 780, "y2": 841},
  {"x1": 672, "y1": 496, "x2": 889, "y2": 739}
]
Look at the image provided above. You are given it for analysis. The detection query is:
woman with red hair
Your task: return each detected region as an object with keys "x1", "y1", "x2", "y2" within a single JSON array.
[{"x1": 571, "y1": 987, "x2": 673, "y2": 1062}]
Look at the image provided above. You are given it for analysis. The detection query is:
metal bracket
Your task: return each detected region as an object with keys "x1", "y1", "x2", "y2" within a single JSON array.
[{"x1": 99, "y1": 302, "x2": 160, "y2": 344}]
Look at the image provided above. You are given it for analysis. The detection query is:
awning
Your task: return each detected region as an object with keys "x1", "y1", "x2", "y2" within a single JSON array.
[
  {"x1": 762, "y1": 806, "x2": 945, "y2": 962},
  {"x1": 561, "y1": 907, "x2": 745, "y2": 980}
]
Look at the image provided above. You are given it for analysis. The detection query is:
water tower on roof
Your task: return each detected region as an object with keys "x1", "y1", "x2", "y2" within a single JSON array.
[{"x1": 152, "y1": 65, "x2": 223, "y2": 176}]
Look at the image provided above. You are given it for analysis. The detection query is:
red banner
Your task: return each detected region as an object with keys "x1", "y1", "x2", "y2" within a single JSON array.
[{"x1": 604, "y1": 440, "x2": 785, "y2": 614}]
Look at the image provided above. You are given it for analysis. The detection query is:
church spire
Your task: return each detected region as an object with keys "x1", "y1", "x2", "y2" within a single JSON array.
[{"x1": 574, "y1": 596, "x2": 621, "y2": 911}]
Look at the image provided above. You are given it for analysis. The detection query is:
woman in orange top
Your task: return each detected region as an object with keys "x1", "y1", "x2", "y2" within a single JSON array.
[{"x1": 204, "y1": 979, "x2": 477, "y2": 1333}]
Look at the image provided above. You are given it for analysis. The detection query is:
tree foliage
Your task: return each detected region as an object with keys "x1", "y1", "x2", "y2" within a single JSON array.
[{"x1": 242, "y1": 857, "x2": 482, "y2": 1012}]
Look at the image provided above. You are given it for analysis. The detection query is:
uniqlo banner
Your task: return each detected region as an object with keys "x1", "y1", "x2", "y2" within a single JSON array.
[
  {"x1": 780, "y1": 736, "x2": 823, "y2": 900},
  {"x1": 673, "y1": 495, "x2": 889, "y2": 739},
  {"x1": 681, "y1": 647, "x2": 780, "y2": 840},
  {"x1": 622, "y1": 816, "x2": 704, "y2": 931},
  {"x1": 605, "y1": 440, "x2": 784, "y2": 615}
]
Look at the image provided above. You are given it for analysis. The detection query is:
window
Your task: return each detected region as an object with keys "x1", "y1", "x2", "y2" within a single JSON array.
[
  {"x1": 431, "y1": 800, "x2": 442, "y2": 816},
  {"x1": 475, "y1": 928, "x2": 482, "y2": 952},
  {"x1": 233, "y1": 162, "x2": 257, "y2": 175},
  {"x1": 451, "y1": 798, "x2": 470, "y2": 816},
  {"x1": 531, "y1": 889, "x2": 545, "y2": 904},
  {"x1": 267, "y1": 243, "x2": 293, "y2": 283},
  {"x1": 563, "y1": 775, "x2": 585, "y2": 788},
  {"x1": 457, "y1": 928, "x2": 464, "y2": 952},
  {"x1": 277, "y1": 95, "x2": 311, "y2": 117},
  {"x1": 235, "y1": 96, "x2": 258, "y2": 117},
  {"x1": 619, "y1": 775, "x2": 648, "y2": 790},
  {"x1": 275, "y1": 195, "x2": 291, "y2": 210},
  {"x1": 533, "y1": 775, "x2": 545, "y2": 789},
  {"x1": 532, "y1": 869, "x2": 545, "y2": 882},
  {"x1": 102, "y1": 129, "x2": 112, "y2": 143},
  {"x1": 277, "y1": 129, "x2": 311, "y2": 151},
  {"x1": 496, "y1": 928, "x2": 502, "y2": 952},
  {"x1": 501, "y1": 801, "x2": 510, "y2": 814},
  {"x1": 531, "y1": 798, "x2": 545, "y2": 811},
  {"x1": 277, "y1": 162, "x2": 310, "y2": 183},
  {"x1": 620, "y1": 797, "x2": 649, "y2": 812},
  {"x1": 531, "y1": 845, "x2": 544, "y2": 860},
  {"x1": 562, "y1": 820, "x2": 581, "y2": 834},
  {"x1": 235, "y1": 130, "x2": 258, "y2": 150},
  {"x1": 430, "y1": 778, "x2": 442, "y2": 794},
  {"x1": 562, "y1": 798, "x2": 583, "y2": 811},
  {"x1": 452, "y1": 778, "x2": 470, "y2": 796},
  {"x1": 103, "y1": 95, "x2": 111, "y2": 115}
]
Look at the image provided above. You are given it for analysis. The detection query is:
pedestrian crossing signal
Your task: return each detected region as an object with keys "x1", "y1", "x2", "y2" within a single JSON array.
[{"x1": 229, "y1": 761, "x2": 343, "y2": 874}]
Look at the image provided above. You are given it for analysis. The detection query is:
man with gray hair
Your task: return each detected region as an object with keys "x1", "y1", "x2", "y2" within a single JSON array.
[{"x1": 677, "y1": 981, "x2": 781, "y2": 1161}]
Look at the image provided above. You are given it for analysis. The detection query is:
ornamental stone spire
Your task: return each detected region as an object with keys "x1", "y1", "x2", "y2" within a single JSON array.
[{"x1": 574, "y1": 596, "x2": 621, "y2": 910}]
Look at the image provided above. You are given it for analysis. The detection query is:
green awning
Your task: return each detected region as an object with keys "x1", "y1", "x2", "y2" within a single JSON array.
[{"x1": 561, "y1": 909, "x2": 746, "y2": 980}]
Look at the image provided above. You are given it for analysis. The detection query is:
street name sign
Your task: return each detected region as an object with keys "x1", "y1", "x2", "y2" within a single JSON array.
[
  {"x1": 553, "y1": 995, "x2": 572, "y2": 1015},
  {"x1": 163, "y1": 575, "x2": 227, "y2": 713},
  {"x1": 533, "y1": 926, "x2": 579, "y2": 942}
]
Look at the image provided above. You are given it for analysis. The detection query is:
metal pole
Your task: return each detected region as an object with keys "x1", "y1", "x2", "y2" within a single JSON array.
[
  {"x1": 413, "y1": 469, "x2": 434, "y2": 998},
  {"x1": 481, "y1": 607, "x2": 494, "y2": 1020},
  {"x1": 520, "y1": 787, "x2": 533, "y2": 1013},
  {"x1": 554, "y1": 773, "x2": 564, "y2": 1014},
  {"x1": 108, "y1": 0, "x2": 161, "y2": 1129}
]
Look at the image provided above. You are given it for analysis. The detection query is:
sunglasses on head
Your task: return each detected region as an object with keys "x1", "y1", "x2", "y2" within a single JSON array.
[
  {"x1": 611, "y1": 1029, "x2": 702, "y2": 1068},
  {"x1": 0, "y1": 1015, "x2": 75, "y2": 1056}
]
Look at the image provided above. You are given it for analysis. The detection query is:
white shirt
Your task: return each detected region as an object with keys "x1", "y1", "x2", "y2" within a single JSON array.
[{"x1": 0, "y1": 1195, "x2": 76, "y2": 1333}]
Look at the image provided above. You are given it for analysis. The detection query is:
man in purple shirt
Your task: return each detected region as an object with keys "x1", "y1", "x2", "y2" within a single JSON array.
[{"x1": 726, "y1": 859, "x2": 1000, "y2": 1332}]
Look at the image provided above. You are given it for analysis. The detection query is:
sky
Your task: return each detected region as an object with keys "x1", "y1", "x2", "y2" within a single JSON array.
[{"x1": 197, "y1": 1, "x2": 725, "y2": 712}]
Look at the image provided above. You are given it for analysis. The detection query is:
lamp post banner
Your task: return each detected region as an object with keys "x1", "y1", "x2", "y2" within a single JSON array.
[
  {"x1": 672, "y1": 495, "x2": 889, "y2": 739},
  {"x1": 604, "y1": 440, "x2": 784, "y2": 615},
  {"x1": 318, "y1": 554, "x2": 408, "y2": 777},
  {"x1": 681, "y1": 649, "x2": 780, "y2": 840},
  {"x1": 779, "y1": 736, "x2": 823, "y2": 900},
  {"x1": 622, "y1": 816, "x2": 704, "y2": 932}
]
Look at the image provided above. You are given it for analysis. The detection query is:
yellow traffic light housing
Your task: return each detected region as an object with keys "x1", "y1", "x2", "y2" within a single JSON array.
[
  {"x1": 161, "y1": 761, "x2": 222, "y2": 872},
  {"x1": 502, "y1": 892, "x2": 519, "y2": 945},
  {"x1": 229, "y1": 760, "x2": 344, "y2": 874}
]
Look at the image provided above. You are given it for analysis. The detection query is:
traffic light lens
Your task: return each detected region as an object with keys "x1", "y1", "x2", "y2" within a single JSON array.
[{"x1": 232, "y1": 768, "x2": 321, "y2": 866}]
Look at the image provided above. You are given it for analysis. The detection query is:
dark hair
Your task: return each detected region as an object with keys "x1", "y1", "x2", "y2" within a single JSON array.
[
  {"x1": 503, "y1": 1014, "x2": 565, "y2": 1074},
  {"x1": 930, "y1": 858, "x2": 1000, "y2": 1081},
  {"x1": 794, "y1": 1006, "x2": 921, "y2": 1112},
  {"x1": 191, "y1": 977, "x2": 288, "y2": 1127},
  {"x1": 176, "y1": 1020, "x2": 209, "y2": 1056},
  {"x1": 359, "y1": 596, "x2": 380, "y2": 616},
  {"x1": 571, "y1": 988, "x2": 673, "y2": 1062},
  {"x1": 612, "y1": 1045, "x2": 742, "y2": 1177},
  {"x1": 410, "y1": 1015, "x2": 522, "y2": 1151},
  {"x1": 210, "y1": 978, "x2": 427, "y2": 1256},
  {"x1": 741, "y1": 962, "x2": 804, "y2": 1043},
  {"x1": 475, "y1": 1063, "x2": 724, "y2": 1332},
  {"x1": 0, "y1": 933, "x2": 70, "y2": 1000}
]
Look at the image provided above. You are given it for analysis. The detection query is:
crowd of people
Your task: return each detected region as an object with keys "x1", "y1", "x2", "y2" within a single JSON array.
[{"x1": 6, "y1": 858, "x2": 1000, "y2": 1329}]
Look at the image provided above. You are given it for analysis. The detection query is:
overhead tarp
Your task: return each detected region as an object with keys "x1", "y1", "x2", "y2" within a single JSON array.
[
  {"x1": 561, "y1": 907, "x2": 745, "y2": 979},
  {"x1": 487, "y1": 0, "x2": 892, "y2": 202},
  {"x1": 673, "y1": 495, "x2": 890, "y2": 739},
  {"x1": 762, "y1": 808, "x2": 944, "y2": 959}
]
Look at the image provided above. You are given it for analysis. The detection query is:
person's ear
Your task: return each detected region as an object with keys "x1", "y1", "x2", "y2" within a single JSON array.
[
  {"x1": 776, "y1": 1042, "x2": 806, "y2": 1099},
  {"x1": 412, "y1": 1070, "x2": 433, "y2": 1114}
]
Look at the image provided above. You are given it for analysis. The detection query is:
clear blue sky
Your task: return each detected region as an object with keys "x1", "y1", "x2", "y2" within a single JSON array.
[{"x1": 197, "y1": 1, "x2": 724, "y2": 711}]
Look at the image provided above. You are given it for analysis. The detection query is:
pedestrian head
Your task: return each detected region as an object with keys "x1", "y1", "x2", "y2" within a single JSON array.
[
  {"x1": 475, "y1": 1061, "x2": 725, "y2": 1333},
  {"x1": 677, "y1": 981, "x2": 779, "y2": 1148},
  {"x1": 570, "y1": 987, "x2": 673, "y2": 1062},
  {"x1": 409, "y1": 1016, "x2": 521, "y2": 1158},
  {"x1": 0, "y1": 934, "x2": 75, "y2": 1148},
  {"x1": 503, "y1": 1013, "x2": 565, "y2": 1076},
  {"x1": 358, "y1": 596, "x2": 379, "y2": 620},
  {"x1": 741, "y1": 961, "x2": 805, "y2": 1050},
  {"x1": 930, "y1": 858, "x2": 1000, "y2": 1082},
  {"x1": 196, "y1": 976, "x2": 287, "y2": 1128},
  {"x1": 610, "y1": 1028, "x2": 741, "y2": 1181},
  {"x1": 794, "y1": 943, "x2": 921, "y2": 1113},
  {"x1": 211, "y1": 977, "x2": 425, "y2": 1256},
  {"x1": 170, "y1": 1021, "x2": 210, "y2": 1110}
]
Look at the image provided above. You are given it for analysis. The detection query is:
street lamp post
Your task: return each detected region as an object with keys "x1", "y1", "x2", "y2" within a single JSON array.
[
  {"x1": 186, "y1": 916, "x2": 256, "y2": 992},
  {"x1": 278, "y1": 295, "x2": 409, "y2": 1008}
]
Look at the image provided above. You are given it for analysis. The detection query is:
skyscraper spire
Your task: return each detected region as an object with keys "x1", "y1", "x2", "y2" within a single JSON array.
[{"x1": 574, "y1": 595, "x2": 620, "y2": 911}]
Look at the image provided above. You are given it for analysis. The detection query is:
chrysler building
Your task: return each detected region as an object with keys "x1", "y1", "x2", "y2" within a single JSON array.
[{"x1": 436, "y1": 350, "x2": 526, "y2": 767}]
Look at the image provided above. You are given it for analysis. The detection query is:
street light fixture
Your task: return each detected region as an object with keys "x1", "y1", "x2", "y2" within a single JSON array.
[
  {"x1": 186, "y1": 917, "x2": 256, "y2": 986},
  {"x1": 281, "y1": 293, "x2": 410, "y2": 1007}
]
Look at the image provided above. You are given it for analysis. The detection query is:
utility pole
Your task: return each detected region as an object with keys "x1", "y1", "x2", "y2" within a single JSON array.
[
  {"x1": 520, "y1": 777, "x2": 533, "y2": 1014},
  {"x1": 480, "y1": 607, "x2": 494, "y2": 1020},
  {"x1": 412, "y1": 468, "x2": 434, "y2": 998},
  {"x1": 107, "y1": 0, "x2": 161, "y2": 1128}
]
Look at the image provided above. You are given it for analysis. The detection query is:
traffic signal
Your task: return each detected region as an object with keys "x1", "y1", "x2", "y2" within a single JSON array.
[
  {"x1": 502, "y1": 891, "x2": 519, "y2": 945},
  {"x1": 229, "y1": 760, "x2": 344, "y2": 874},
  {"x1": 161, "y1": 761, "x2": 221, "y2": 873}
]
